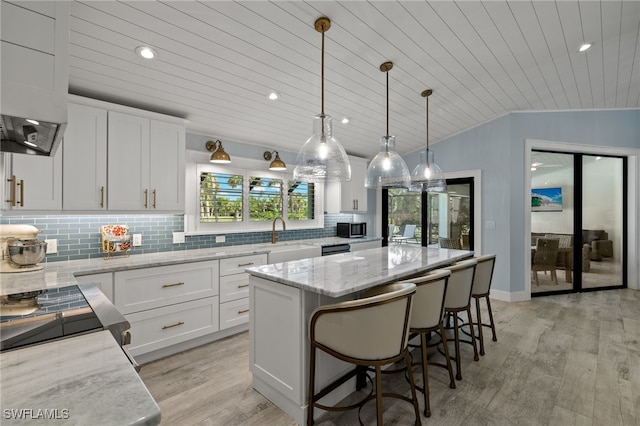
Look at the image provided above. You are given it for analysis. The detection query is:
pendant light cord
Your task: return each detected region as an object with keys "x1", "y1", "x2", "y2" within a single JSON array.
[
  {"x1": 386, "y1": 70, "x2": 389, "y2": 136},
  {"x1": 321, "y1": 27, "x2": 325, "y2": 115},
  {"x1": 426, "y1": 94, "x2": 429, "y2": 166}
]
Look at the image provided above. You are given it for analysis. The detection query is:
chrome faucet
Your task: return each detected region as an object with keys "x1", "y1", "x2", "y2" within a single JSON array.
[{"x1": 271, "y1": 217, "x2": 286, "y2": 244}]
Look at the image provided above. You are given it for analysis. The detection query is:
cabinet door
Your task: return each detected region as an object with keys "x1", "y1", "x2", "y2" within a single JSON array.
[
  {"x1": 326, "y1": 156, "x2": 368, "y2": 214},
  {"x1": 63, "y1": 103, "x2": 107, "y2": 210},
  {"x1": 108, "y1": 111, "x2": 150, "y2": 210},
  {"x1": 75, "y1": 272, "x2": 114, "y2": 302},
  {"x1": 149, "y1": 120, "x2": 185, "y2": 211},
  {"x1": 3, "y1": 146, "x2": 62, "y2": 211}
]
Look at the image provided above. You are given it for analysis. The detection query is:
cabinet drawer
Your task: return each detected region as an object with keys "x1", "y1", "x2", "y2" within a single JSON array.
[
  {"x1": 220, "y1": 273, "x2": 250, "y2": 303},
  {"x1": 114, "y1": 261, "x2": 219, "y2": 314},
  {"x1": 219, "y1": 298, "x2": 250, "y2": 330},
  {"x1": 125, "y1": 296, "x2": 219, "y2": 357},
  {"x1": 220, "y1": 254, "x2": 266, "y2": 276}
]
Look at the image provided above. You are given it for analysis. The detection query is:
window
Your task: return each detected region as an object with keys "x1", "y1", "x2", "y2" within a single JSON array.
[
  {"x1": 192, "y1": 160, "x2": 323, "y2": 234},
  {"x1": 200, "y1": 172, "x2": 243, "y2": 223}
]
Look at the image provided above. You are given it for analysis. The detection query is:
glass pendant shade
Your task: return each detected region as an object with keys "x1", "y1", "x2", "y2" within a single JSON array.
[
  {"x1": 365, "y1": 135, "x2": 411, "y2": 188},
  {"x1": 293, "y1": 17, "x2": 351, "y2": 183},
  {"x1": 410, "y1": 149, "x2": 447, "y2": 192},
  {"x1": 293, "y1": 113, "x2": 351, "y2": 182}
]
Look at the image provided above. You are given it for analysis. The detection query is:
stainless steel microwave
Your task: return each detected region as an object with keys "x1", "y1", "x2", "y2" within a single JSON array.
[{"x1": 337, "y1": 222, "x2": 367, "y2": 238}]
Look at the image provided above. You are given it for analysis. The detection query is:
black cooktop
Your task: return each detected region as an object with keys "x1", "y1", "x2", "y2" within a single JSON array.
[{"x1": 0, "y1": 285, "x2": 102, "y2": 351}]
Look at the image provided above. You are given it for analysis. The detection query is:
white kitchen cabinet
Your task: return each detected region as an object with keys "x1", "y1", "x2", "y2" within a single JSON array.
[
  {"x1": 326, "y1": 155, "x2": 368, "y2": 213},
  {"x1": 1, "y1": 145, "x2": 62, "y2": 211},
  {"x1": 219, "y1": 254, "x2": 267, "y2": 330},
  {"x1": 108, "y1": 111, "x2": 185, "y2": 211},
  {"x1": 63, "y1": 103, "x2": 108, "y2": 211},
  {"x1": 114, "y1": 261, "x2": 220, "y2": 358},
  {"x1": 74, "y1": 272, "x2": 113, "y2": 302},
  {"x1": 0, "y1": 1, "x2": 68, "y2": 125}
]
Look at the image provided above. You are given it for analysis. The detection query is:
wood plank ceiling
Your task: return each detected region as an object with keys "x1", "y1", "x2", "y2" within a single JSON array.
[{"x1": 67, "y1": 1, "x2": 640, "y2": 159}]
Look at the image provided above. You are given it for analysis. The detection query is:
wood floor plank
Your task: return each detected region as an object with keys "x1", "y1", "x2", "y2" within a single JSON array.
[{"x1": 139, "y1": 289, "x2": 640, "y2": 425}]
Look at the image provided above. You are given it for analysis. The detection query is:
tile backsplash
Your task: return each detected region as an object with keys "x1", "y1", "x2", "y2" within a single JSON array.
[{"x1": 0, "y1": 214, "x2": 356, "y2": 262}]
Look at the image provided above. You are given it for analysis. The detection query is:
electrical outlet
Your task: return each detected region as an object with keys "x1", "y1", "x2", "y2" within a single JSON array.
[
  {"x1": 173, "y1": 232, "x2": 185, "y2": 244},
  {"x1": 216, "y1": 235, "x2": 225, "y2": 243},
  {"x1": 133, "y1": 234, "x2": 142, "y2": 246},
  {"x1": 45, "y1": 239, "x2": 57, "y2": 254}
]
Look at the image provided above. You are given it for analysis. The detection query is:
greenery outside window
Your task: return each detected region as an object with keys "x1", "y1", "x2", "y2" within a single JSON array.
[{"x1": 192, "y1": 160, "x2": 323, "y2": 234}]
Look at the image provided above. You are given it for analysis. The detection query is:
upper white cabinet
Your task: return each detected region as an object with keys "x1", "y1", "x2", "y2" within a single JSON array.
[
  {"x1": 326, "y1": 156, "x2": 368, "y2": 214},
  {"x1": 2, "y1": 145, "x2": 62, "y2": 211},
  {"x1": 108, "y1": 112, "x2": 185, "y2": 211},
  {"x1": 0, "y1": 1, "x2": 68, "y2": 124},
  {"x1": 63, "y1": 103, "x2": 108, "y2": 211},
  {"x1": 62, "y1": 96, "x2": 186, "y2": 212}
]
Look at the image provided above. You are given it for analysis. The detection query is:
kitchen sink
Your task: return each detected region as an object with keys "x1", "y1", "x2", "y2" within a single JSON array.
[{"x1": 266, "y1": 244, "x2": 321, "y2": 264}]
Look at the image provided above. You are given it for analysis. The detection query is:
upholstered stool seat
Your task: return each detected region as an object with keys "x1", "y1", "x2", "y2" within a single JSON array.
[{"x1": 307, "y1": 282, "x2": 421, "y2": 426}]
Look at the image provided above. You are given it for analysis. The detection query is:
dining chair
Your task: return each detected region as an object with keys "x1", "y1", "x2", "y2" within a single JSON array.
[
  {"x1": 531, "y1": 238, "x2": 559, "y2": 285},
  {"x1": 470, "y1": 254, "x2": 497, "y2": 356},
  {"x1": 307, "y1": 282, "x2": 421, "y2": 426},
  {"x1": 441, "y1": 258, "x2": 479, "y2": 381},
  {"x1": 438, "y1": 237, "x2": 462, "y2": 249}
]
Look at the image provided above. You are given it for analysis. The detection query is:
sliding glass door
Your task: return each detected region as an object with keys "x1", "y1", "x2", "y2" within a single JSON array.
[
  {"x1": 530, "y1": 151, "x2": 626, "y2": 295},
  {"x1": 384, "y1": 178, "x2": 474, "y2": 251}
]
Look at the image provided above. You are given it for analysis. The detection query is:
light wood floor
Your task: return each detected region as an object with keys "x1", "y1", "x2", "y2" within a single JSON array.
[{"x1": 140, "y1": 289, "x2": 640, "y2": 425}]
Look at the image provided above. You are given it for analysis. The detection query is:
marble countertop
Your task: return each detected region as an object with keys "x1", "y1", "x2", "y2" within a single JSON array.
[
  {"x1": 0, "y1": 237, "x2": 382, "y2": 296},
  {"x1": 246, "y1": 244, "x2": 474, "y2": 297},
  {"x1": 0, "y1": 331, "x2": 160, "y2": 426}
]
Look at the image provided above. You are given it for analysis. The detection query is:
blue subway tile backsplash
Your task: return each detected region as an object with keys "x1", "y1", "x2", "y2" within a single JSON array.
[{"x1": 0, "y1": 214, "x2": 356, "y2": 262}]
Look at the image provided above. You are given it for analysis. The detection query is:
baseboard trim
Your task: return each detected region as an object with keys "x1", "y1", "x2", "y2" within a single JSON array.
[{"x1": 490, "y1": 289, "x2": 530, "y2": 302}]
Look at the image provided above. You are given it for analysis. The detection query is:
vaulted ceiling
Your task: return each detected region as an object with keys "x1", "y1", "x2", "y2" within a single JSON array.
[{"x1": 68, "y1": 1, "x2": 640, "y2": 159}]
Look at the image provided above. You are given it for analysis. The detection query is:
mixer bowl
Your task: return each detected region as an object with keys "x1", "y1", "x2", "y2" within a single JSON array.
[{"x1": 7, "y1": 239, "x2": 47, "y2": 267}]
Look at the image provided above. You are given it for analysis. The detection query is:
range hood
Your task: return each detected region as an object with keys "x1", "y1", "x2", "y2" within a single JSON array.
[{"x1": 0, "y1": 115, "x2": 65, "y2": 157}]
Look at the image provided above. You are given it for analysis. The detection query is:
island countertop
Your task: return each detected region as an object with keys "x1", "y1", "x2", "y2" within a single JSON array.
[
  {"x1": 0, "y1": 330, "x2": 160, "y2": 426},
  {"x1": 245, "y1": 244, "x2": 474, "y2": 297}
]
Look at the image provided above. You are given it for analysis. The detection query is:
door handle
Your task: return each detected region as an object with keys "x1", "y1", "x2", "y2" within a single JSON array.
[
  {"x1": 6, "y1": 175, "x2": 16, "y2": 206},
  {"x1": 17, "y1": 179, "x2": 24, "y2": 207},
  {"x1": 152, "y1": 189, "x2": 157, "y2": 209},
  {"x1": 144, "y1": 189, "x2": 148, "y2": 208},
  {"x1": 100, "y1": 186, "x2": 104, "y2": 208}
]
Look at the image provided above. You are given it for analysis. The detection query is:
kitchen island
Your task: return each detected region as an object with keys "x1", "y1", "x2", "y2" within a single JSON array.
[{"x1": 245, "y1": 244, "x2": 473, "y2": 424}]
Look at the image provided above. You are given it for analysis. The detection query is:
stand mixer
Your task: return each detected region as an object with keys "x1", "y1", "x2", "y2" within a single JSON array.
[{"x1": 0, "y1": 224, "x2": 45, "y2": 273}]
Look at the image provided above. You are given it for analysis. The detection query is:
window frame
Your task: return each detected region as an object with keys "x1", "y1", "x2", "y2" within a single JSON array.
[{"x1": 191, "y1": 160, "x2": 324, "y2": 234}]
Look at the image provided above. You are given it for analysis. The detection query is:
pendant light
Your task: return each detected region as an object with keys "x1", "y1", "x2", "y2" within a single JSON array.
[
  {"x1": 410, "y1": 89, "x2": 447, "y2": 193},
  {"x1": 364, "y1": 62, "x2": 411, "y2": 189},
  {"x1": 293, "y1": 17, "x2": 351, "y2": 183}
]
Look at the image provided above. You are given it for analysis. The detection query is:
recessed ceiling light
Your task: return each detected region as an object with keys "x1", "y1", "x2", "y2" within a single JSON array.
[
  {"x1": 595, "y1": 156, "x2": 602, "y2": 160},
  {"x1": 341, "y1": 117, "x2": 349, "y2": 124},
  {"x1": 531, "y1": 162, "x2": 543, "y2": 167},
  {"x1": 578, "y1": 43, "x2": 592, "y2": 52},
  {"x1": 26, "y1": 119, "x2": 39, "y2": 125},
  {"x1": 267, "y1": 91, "x2": 279, "y2": 101},
  {"x1": 135, "y1": 46, "x2": 157, "y2": 59}
]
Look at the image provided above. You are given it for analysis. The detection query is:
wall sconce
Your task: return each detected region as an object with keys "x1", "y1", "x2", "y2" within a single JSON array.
[
  {"x1": 206, "y1": 140, "x2": 231, "y2": 163},
  {"x1": 264, "y1": 150, "x2": 286, "y2": 171}
]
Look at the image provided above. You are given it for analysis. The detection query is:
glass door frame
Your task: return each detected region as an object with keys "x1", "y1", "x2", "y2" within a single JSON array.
[{"x1": 530, "y1": 149, "x2": 628, "y2": 297}]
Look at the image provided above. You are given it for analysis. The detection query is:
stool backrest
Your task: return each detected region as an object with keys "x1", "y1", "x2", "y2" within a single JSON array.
[
  {"x1": 443, "y1": 258, "x2": 478, "y2": 310},
  {"x1": 472, "y1": 254, "x2": 496, "y2": 296},
  {"x1": 401, "y1": 269, "x2": 451, "y2": 330},
  {"x1": 310, "y1": 283, "x2": 416, "y2": 361}
]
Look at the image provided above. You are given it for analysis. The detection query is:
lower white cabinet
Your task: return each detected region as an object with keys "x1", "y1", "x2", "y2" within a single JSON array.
[
  {"x1": 74, "y1": 272, "x2": 114, "y2": 302},
  {"x1": 350, "y1": 240, "x2": 382, "y2": 252},
  {"x1": 125, "y1": 296, "x2": 219, "y2": 357},
  {"x1": 219, "y1": 254, "x2": 267, "y2": 330}
]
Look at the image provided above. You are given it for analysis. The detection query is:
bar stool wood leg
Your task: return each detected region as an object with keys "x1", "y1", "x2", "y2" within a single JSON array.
[
  {"x1": 475, "y1": 297, "x2": 486, "y2": 356},
  {"x1": 438, "y1": 325, "x2": 456, "y2": 389},
  {"x1": 486, "y1": 296, "x2": 498, "y2": 342}
]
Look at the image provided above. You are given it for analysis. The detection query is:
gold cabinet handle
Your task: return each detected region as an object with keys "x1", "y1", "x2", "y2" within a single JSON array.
[
  {"x1": 144, "y1": 189, "x2": 148, "y2": 208},
  {"x1": 100, "y1": 186, "x2": 104, "y2": 208},
  {"x1": 238, "y1": 284, "x2": 249, "y2": 288},
  {"x1": 238, "y1": 309, "x2": 249, "y2": 314},
  {"x1": 162, "y1": 321, "x2": 184, "y2": 330},
  {"x1": 6, "y1": 175, "x2": 16, "y2": 206},
  {"x1": 152, "y1": 189, "x2": 157, "y2": 209},
  {"x1": 17, "y1": 179, "x2": 24, "y2": 207},
  {"x1": 237, "y1": 262, "x2": 254, "y2": 267},
  {"x1": 162, "y1": 282, "x2": 185, "y2": 288}
]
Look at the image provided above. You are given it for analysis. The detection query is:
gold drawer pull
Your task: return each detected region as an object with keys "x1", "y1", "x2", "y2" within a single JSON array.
[
  {"x1": 18, "y1": 179, "x2": 24, "y2": 207},
  {"x1": 162, "y1": 282, "x2": 185, "y2": 288},
  {"x1": 152, "y1": 189, "x2": 157, "y2": 209},
  {"x1": 238, "y1": 284, "x2": 249, "y2": 288},
  {"x1": 237, "y1": 262, "x2": 254, "y2": 267},
  {"x1": 144, "y1": 189, "x2": 148, "y2": 208},
  {"x1": 6, "y1": 175, "x2": 16, "y2": 206},
  {"x1": 100, "y1": 186, "x2": 104, "y2": 208},
  {"x1": 238, "y1": 309, "x2": 249, "y2": 314},
  {"x1": 162, "y1": 321, "x2": 184, "y2": 330}
]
